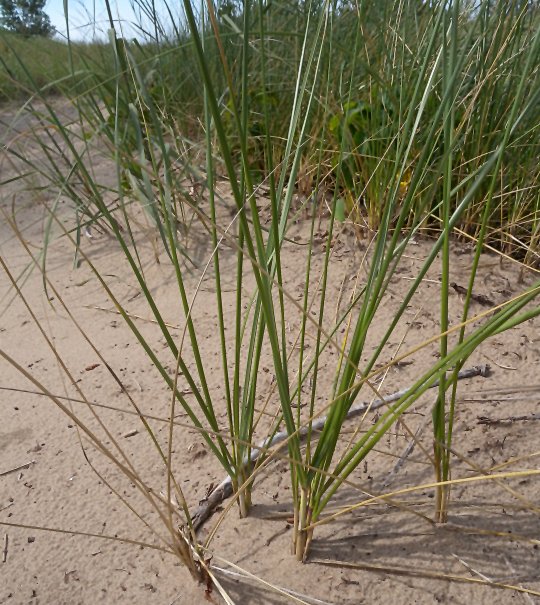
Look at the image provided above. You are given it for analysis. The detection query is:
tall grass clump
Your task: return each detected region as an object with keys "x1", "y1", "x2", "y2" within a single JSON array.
[{"x1": 2, "y1": 0, "x2": 540, "y2": 595}]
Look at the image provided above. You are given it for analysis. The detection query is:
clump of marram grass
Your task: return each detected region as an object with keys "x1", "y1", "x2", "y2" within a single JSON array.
[{"x1": 2, "y1": 0, "x2": 540, "y2": 600}]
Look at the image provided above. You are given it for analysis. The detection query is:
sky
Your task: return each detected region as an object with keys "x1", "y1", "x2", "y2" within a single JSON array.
[{"x1": 46, "y1": 0, "x2": 170, "y2": 40}]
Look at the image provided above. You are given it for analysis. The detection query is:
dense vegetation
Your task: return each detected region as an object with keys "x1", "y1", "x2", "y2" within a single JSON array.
[{"x1": 2, "y1": 2, "x2": 539, "y2": 260}]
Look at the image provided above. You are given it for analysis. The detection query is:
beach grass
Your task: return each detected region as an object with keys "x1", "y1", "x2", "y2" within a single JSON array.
[{"x1": 1, "y1": 0, "x2": 540, "y2": 599}]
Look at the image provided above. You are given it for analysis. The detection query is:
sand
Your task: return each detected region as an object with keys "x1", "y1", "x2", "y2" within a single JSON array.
[{"x1": 1, "y1": 101, "x2": 540, "y2": 604}]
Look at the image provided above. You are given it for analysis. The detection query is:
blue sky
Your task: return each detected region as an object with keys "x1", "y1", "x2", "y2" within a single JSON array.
[{"x1": 46, "y1": 0, "x2": 165, "y2": 40}]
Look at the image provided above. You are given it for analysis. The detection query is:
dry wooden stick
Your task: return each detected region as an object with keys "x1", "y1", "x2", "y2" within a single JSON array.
[
  {"x1": 2, "y1": 534, "x2": 8, "y2": 563},
  {"x1": 192, "y1": 364, "x2": 491, "y2": 530}
]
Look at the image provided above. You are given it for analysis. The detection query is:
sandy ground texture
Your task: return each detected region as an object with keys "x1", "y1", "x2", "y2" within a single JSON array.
[{"x1": 1, "y1": 102, "x2": 540, "y2": 605}]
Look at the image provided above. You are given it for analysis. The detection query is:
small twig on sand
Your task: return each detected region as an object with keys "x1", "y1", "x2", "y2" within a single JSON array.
[
  {"x1": 382, "y1": 416, "x2": 430, "y2": 489},
  {"x1": 192, "y1": 482, "x2": 234, "y2": 530},
  {"x1": 2, "y1": 534, "x2": 8, "y2": 563},
  {"x1": 192, "y1": 364, "x2": 491, "y2": 530},
  {"x1": 452, "y1": 553, "x2": 493, "y2": 582},
  {"x1": 0, "y1": 460, "x2": 35, "y2": 477},
  {"x1": 450, "y1": 282, "x2": 495, "y2": 307},
  {"x1": 478, "y1": 413, "x2": 540, "y2": 426},
  {"x1": 0, "y1": 502, "x2": 14, "y2": 514}
]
